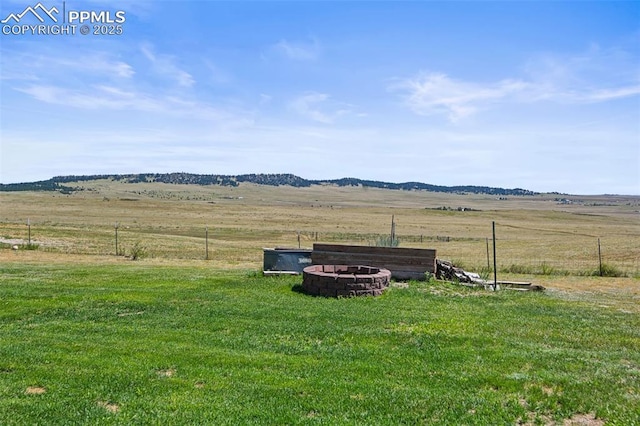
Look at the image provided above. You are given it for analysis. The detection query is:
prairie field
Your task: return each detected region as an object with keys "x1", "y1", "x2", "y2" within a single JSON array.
[
  {"x1": 1, "y1": 181, "x2": 639, "y2": 312},
  {"x1": 1, "y1": 181, "x2": 639, "y2": 424},
  {"x1": 1, "y1": 180, "x2": 639, "y2": 277}
]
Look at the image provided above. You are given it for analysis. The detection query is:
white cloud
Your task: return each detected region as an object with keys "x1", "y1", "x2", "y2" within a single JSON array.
[
  {"x1": 2, "y1": 43, "x2": 253, "y2": 128},
  {"x1": 18, "y1": 84, "x2": 141, "y2": 110},
  {"x1": 140, "y1": 43, "x2": 194, "y2": 87},
  {"x1": 15, "y1": 83, "x2": 252, "y2": 123},
  {"x1": 392, "y1": 72, "x2": 529, "y2": 122},
  {"x1": 0, "y1": 48, "x2": 134, "y2": 81},
  {"x1": 523, "y1": 44, "x2": 640, "y2": 103},
  {"x1": 203, "y1": 60, "x2": 232, "y2": 85},
  {"x1": 271, "y1": 38, "x2": 320, "y2": 61},
  {"x1": 289, "y1": 92, "x2": 332, "y2": 123},
  {"x1": 288, "y1": 92, "x2": 356, "y2": 124},
  {"x1": 259, "y1": 94, "x2": 272, "y2": 105},
  {"x1": 568, "y1": 85, "x2": 640, "y2": 103},
  {"x1": 392, "y1": 44, "x2": 640, "y2": 122},
  {"x1": 393, "y1": 71, "x2": 640, "y2": 122}
]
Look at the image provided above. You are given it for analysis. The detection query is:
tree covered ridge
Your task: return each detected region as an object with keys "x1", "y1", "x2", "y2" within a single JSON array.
[{"x1": 0, "y1": 173, "x2": 538, "y2": 196}]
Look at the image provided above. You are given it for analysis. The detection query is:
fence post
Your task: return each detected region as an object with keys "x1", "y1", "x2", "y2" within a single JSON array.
[
  {"x1": 390, "y1": 215, "x2": 396, "y2": 247},
  {"x1": 598, "y1": 238, "x2": 602, "y2": 277},
  {"x1": 114, "y1": 222, "x2": 119, "y2": 256},
  {"x1": 205, "y1": 227, "x2": 209, "y2": 260},
  {"x1": 486, "y1": 237, "x2": 490, "y2": 271},
  {"x1": 492, "y1": 221, "x2": 497, "y2": 290},
  {"x1": 27, "y1": 218, "x2": 31, "y2": 246}
]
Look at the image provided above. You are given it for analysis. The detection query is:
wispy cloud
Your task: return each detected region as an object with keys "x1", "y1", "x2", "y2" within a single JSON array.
[
  {"x1": 289, "y1": 92, "x2": 355, "y2": 124},
  {"x1": 0, "y1": 48, "x2": 134, "y2": 81},
  {"x1": 140, "y1": 43, "x2": 194, "y2": 87},
  {"x1": 270, "y1": 38, "x2": 320, "y2": 61},
  {"x1": 392, "y1": 72, "x2": 529, "y2": 122},
  {"x1": 16, "y1": 83, "x2": 252, "y2": 123},
  {"x1": 290, "y1": 92, "x2": 332, "y2": 123},
  {"x1": 2, "y1": 43, "x2": 242, "y2": 121},
  {"x1": 393, "y1": 44, "x2": 640, "y2": 122},
  {"x1": 17, "y1": 84, "x2": 156, "y2": 111},
  {"x1": 581, "y1": 86, "x2": 640, "y2": 102},
  {"x1": 393, "y1": 71, "x2": 639, "y2": 122}
]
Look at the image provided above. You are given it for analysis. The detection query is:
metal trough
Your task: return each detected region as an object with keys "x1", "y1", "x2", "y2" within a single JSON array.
[{"x1": 263, "y1": 248, "x2": 312, "y2": 275}]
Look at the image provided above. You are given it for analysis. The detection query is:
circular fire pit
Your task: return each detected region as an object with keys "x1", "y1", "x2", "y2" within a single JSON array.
[{"x1": 302, "y1": 265, "x2": 391, "y2": 297}]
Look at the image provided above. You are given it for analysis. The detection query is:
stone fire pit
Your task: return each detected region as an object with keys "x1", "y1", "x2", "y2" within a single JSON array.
[{"x1": 302, "y1": 265, "x2": 391, "y2": 297}]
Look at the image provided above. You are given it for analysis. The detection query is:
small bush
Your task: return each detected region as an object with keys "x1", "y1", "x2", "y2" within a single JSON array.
[
  {"x1": 500, "y1": 263, "x2": 570, "y2": 276},
  {"x1": 373, "y1": 235, "x2": 400, "y2": 247},
  {"x1": 23, "y1": 243, "x2": 39, "y2": 251},
  {"x1": 592, "y1": 263, "x2": 626, "y2": 277},
  {"x1": 128, "y1": 241, "x2": 147, "y2": 261},
  {"x1": 501, "y1": 264, "x2": 533, "y2": 274},
  {"x1": 450, "y1": 259, "x2": 468, "y2": 270},
  {"x1": 539, "y1": 262, "x2": 557, "y2": 276},
  {"x1": 477, "y1": 267, "x2": 492, "y2": 281}
]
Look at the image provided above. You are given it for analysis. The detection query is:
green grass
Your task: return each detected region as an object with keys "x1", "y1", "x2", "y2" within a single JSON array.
[{"x1": 1, "y1": 263, "x2": 639, "y2": 424}]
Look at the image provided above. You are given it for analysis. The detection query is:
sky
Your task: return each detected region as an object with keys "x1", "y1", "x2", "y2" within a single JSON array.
[{"x1": 0, "y1": 1, "x2": 639, "y2": 194}]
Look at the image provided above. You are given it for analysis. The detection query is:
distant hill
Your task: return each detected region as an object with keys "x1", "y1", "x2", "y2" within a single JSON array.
[{"x1": 0, "y1": 173, "x2": 538, "y2": 196}]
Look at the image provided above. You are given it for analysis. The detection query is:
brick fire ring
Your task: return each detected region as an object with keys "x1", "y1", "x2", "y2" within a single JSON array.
[{"x1": 302, "y1": 265, "x2": 391, "y2": 297}]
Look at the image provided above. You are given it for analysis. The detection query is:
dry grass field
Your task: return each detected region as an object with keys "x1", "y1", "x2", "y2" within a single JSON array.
[{"x1": 1, "y1": 180, "x2": 638, "y2": 296}]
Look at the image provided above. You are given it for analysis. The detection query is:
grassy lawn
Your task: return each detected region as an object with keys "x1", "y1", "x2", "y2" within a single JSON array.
[{"x1": 1, "y1": 262, "x2": 638, "y2": 424}]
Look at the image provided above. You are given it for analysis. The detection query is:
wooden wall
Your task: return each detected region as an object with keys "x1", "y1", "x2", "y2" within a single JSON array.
[{"x1": 312, "y1": 243, "x2": 436, "y2": 280}]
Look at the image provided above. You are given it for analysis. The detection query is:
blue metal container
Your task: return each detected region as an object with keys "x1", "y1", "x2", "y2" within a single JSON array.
[{"x1": 263, "y1": 248, "x2": 313, "y2": 274}]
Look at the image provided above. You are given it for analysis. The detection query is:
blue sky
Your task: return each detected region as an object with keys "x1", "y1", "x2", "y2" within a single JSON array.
[{"x1": 1, "y1": 1, "x2": 638, "y2": 194}]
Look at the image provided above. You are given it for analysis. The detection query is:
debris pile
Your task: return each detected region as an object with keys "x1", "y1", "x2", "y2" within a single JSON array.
[
  {"x1": 436, "y1": 259, "x2": 486, "y2": 285},
  {"x1": 435, "y1": 259, "x2": 545, "y2": 291}
]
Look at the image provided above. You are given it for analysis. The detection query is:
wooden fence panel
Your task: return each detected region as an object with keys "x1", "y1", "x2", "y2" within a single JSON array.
[{"x1": 312, "y1": 243, "x2": 436, "y2": 280}]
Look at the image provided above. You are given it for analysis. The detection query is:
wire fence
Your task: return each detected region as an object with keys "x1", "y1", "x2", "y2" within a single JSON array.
[{"x1": 1, "y1": 222, "x2": 638, "y2": 277}]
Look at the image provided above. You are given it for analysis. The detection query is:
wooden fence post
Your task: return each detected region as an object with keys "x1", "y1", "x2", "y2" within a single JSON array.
[
  {"x1": 114, "y1": 222, "x2": 119, "y2": 256},
  {"x1": 598, "y1": 238, "x2": 602, "y2": 277},
  {"x1": 486, "y1": 237, "x2": 490, "y2": 271},
  {"x1": 205, "y1": 227, "x2": 209, "y2": 260},
  {"x1": 492, "y1": 222, "x2": 497, "y2": 290}
]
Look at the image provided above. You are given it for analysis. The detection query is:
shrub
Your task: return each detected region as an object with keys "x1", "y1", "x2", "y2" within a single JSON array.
[
  {"x1": 373, "y1": 235, "x2": 400, "y2": 247},
  {"x1": 593, "y1": 263, "x2": 625, "y2": 277},
  {"x1": 539, "y1": 262, "x2": 557, "y2": 276},
  {"x1": 128, "y1": 241, "x2": 147, "y2": 261},
  {"x1": 501, "y1": 264, "x2": 532, "y2": 274},
  {"x1": 477, "y1": 266, "x2": 492, "y2": 281}
]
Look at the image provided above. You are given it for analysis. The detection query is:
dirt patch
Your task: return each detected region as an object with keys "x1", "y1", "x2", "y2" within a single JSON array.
[
  {"x1": 306, "y1": 410, "x2": 319, "y2": 418},
  {"x1": 156, "y1": 368, "x2": 176, "y2": 378},
  {"x1": 117, "y1": 311, "x2": 145, "y2": 317},
  {"x1": 97, "y1": 401, "x2": 120, "y2": 413},
  {"x1": 25, "y1": 386, "x2": 46, "y2": 395},
  {"x1": 391, "y1": 282, "x2": 409, "y2": 289},
  {"x1": 563, "y1": 413, "x2": 604, "y2": 426},
  {"x1": 518, "y1": 411, "x2": 604, "y2": 426}
]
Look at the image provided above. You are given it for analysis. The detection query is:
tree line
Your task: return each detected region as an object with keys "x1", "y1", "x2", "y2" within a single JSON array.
[{"x1": 0, "y1": 173, "x2": 538, "y2": 196}]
